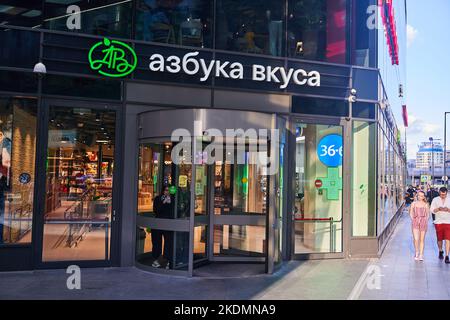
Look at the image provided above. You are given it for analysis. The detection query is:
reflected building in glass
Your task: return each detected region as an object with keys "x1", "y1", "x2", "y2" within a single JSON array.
[{"x1": 0, "y1": 0, "x2": 407, "y2": 276}]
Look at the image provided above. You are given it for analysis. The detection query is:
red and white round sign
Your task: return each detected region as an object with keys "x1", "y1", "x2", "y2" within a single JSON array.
[{"x1": 315, "y1": 179, "x2": 323, "y2": 188}]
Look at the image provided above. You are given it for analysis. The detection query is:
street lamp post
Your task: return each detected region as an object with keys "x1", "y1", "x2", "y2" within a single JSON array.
[
  {"x1": 445, "y1": 112, "x2": 450, "y2": 187},
  {"x1": 430, "y1": 137, "x2": 435, "y2": 187},
  {"x1": 429, "y1": 137, "x2": 442, "y2": 187}
]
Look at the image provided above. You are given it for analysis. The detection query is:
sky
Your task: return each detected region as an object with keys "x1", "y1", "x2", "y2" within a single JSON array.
[{"x1": 401, "y1": 0, "x2": 450, "y2": 159}]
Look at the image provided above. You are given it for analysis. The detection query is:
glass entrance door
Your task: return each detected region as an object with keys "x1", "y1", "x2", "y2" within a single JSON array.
[
  {"x1": 208, "y1": 140, "x2": 268, "y2": 262},
  {"x1": 293, "y1": 122, "x2": 344, "y2": 256},
  {"x1": 39, "y1": 102, "x2": 119, "y2": 266}
]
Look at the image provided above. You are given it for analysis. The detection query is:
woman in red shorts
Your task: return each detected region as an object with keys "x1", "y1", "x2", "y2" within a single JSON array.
[{"x1": 409, "y1": 190, "x2": 430, "y2": 261}]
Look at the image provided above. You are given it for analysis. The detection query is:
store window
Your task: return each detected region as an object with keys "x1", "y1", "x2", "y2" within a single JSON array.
[
  {"x1": 294, "y1": 123, "x2": 343, "y2": 254},
  {"x1": 0, "y1": 2, "x2": 43, "y2": 27},
  {"x1": 0, "y1": 98, "x2": 37, "y2": 245},
  {"x1": 135, "y1": 0, "x2": 213, "y2": 48},
  {"x1": 42, "y1": 107, "x2": 116, "y2": 261},
  {"x1": 215, "y1": 0, "x2": 285, "y2": 56},
  {"x1": 287, "y1": 0, "x2": 347, "y2": 63},
  {"x1": 43, "y1": 0, "x2": 132, "y2": 38},
  {"x1": 351, "y1": 121, "x2": 376, "y2": 237}
]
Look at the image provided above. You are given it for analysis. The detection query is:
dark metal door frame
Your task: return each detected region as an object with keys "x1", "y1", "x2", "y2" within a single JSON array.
[
  {"x1": 288, "y1": 115, "x2": 348, "y2": 261},
  {"x1": 33, "y1": 98, "x2": 123, "y2": 269}
]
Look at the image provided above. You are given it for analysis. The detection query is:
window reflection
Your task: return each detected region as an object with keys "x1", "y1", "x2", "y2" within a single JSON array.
[
  {"x1": 136, "y1": 0, "x2": 213, "y2": 48},
  {"x1": 0, "y1": 98, "x2": 37, "y2": 245},
  {"x1": 216, "y1": 0, "x2": 284, "y2": 56},
  {"x1": 288, "y1": 0, "x2": 347, "y2": 63},
  {"x1": 43, "y1": 0, "x2": 132, "y2": 38},
  {"x1": 0, "y1": 2, "x2": 42, "y2": 27}
]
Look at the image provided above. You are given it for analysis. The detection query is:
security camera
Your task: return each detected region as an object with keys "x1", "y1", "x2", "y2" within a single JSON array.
[{"x1": 33, "y1": 62, "x2": 47, "y2": 75}]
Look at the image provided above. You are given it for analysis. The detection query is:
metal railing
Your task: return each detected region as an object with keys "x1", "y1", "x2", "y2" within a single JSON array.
[
  {"x1": 44, "y1": 217, "x2": 110, "y2": 260},
  {"x1": 295, "y1": 216, "x2": 339, "y2": 253}
]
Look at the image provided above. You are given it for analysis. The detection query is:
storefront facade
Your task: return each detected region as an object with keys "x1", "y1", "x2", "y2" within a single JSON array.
[{"x1": 0, "y1": 0, "x2": 406, "y2": 275}]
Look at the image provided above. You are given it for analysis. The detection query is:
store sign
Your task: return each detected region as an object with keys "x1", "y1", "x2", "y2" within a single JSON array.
[
  {"x1": 149, "y1": 52, "x2": 321, "y2": 89},
  {"x1": 87, "y1": 38, "x2": 321, "y2": 87},
  {"x1": 88, "y1": 38, "x2": 137, "y2": 78},
  {"x1": 317, "y1": 134, "x2": 343, "y2": 167}
]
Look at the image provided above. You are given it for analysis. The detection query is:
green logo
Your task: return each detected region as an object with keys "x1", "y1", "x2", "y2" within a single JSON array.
[{"x1": 88, "y1": 38, "x2": 137, "y2": 78}]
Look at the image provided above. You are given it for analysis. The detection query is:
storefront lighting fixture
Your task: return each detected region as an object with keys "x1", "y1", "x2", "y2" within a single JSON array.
[{"x1": 33, "y1": 62, "x2": 46, "y2": 75}]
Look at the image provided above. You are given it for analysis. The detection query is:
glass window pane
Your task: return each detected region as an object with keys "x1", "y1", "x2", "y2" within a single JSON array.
[
  {"x1": 215, "y1": 0, "x2": 285, "y2": 56},
  {"x1": 0, "y1": 29, "x2": 40, "y2": 69},
  {"x1": 213, "y1": 225, "x2": 266, "y2": 257},
  {"x1": 288, "y1": 0, "x2": 347, "y2": 63},
  {"x1": 136, "y1": 226, "x2": 189, "y2": 270},
  {"x1": 138, "y1": 142, "x2": 192, "y2": 219},
  {"x1": 135, "y1": 0, "x2": 213, "y2": 48},
  {"x1": 0, "y1": 2, "x2": 43, "y2": 27},
  {"x1": 292, "y1": 97, "x2": 349, "y2": 117},
  {"x1": 214, "y1": 144, "x2": 268, "y2": 216},
  {"x1": 294, "y1": 123, "x2": 343, "y2": 254},
  {"x1": 194, "y1": 225, "x2": 207, "y2": 260},
  {"x1": 0, "y1": 98, "x2": 37, "y2": 245},
  {"x1": 352, "y1": 121, "x2": 376, "y2": 237},
  {"x1": 42, "y1": 107, "x2": 115, "y2": 261},
  {"x1": 42, "y1": 75, "x2": 122, "y2": 101},
  {"x1": 43, "y1": 0, "x2": 132, "y2": 38}
]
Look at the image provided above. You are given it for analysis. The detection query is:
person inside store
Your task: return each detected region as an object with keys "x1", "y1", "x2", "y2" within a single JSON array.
[
  {"x1": 151, "y1": 185, "x2": 174, "y2": 269},
  {"x1": 409, "y1": 190, "x2": 430, "y2": 261},
  {"x1": 430, "y1": 187, "x2": 450, "y2": 263},
  {"x1": 0, "y1": 127, "x2": 11, "y2": 244}
]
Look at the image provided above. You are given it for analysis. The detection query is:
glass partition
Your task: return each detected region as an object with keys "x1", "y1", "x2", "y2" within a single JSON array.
[
  {"x1": 0, "y1": 98, "x2": 37, "y2": 245},
  {"x1": 214, "y1": 146, "x2": 268, "y2": 216},
  {"x1": 136, "y1": 141, "x2": 192, "y2": 270},
  {"x1": 138, "y1": 142, "x2": 192, "y2": 219},
  {"x1": 351, "y1": 121, "x2": 376, "y2": 237}
]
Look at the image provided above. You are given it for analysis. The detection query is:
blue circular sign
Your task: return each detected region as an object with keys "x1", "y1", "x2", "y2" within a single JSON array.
[
  {"x1": 317, "y1": 134, "x2": 343, "y2": 167},
  {"x1": 19, "y1": 173, "x2": 31, "y2": 184}
]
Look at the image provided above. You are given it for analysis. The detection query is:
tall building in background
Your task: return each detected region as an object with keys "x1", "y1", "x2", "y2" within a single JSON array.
[
  {"x1": 0, "y1": 0, "x2": 407, "y2": 275},
  {"x1": 416, "y1": 142, "x2": 444, "y2": 170}
]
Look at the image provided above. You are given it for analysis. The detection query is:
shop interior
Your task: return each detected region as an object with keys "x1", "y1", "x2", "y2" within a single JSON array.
[{"x1": 42, "y1": 107, "x2": 116, "y2": 262}]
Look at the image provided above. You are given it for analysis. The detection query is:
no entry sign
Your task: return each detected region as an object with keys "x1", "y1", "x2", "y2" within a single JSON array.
[{"x1": 315, "y1": 179, "x2": 323, "y2": 188}]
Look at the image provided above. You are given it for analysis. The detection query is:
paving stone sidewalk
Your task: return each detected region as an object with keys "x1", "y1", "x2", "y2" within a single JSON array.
[
  {"x1": 7, "y1": 209, "x2": 446, "y2": 300},
  {"x1": 0, "y1": 257, "x2": 368, "y2": 300},
  {"x1": 359, "y1": 208, "x2": 450, "y2": 300}
]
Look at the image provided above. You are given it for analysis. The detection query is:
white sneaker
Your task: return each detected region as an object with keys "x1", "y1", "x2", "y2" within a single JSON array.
[{"x1": 152, "y1": 259, "x2": 161, "y2": 268}]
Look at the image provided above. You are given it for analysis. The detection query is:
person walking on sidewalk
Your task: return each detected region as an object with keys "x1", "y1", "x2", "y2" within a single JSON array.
[
  {"x1": 409, "y1": 190, "x2": 430, "y2": 261},
  {"x1": 430, "y1": 187, "x2": 450, "y2": 263}
]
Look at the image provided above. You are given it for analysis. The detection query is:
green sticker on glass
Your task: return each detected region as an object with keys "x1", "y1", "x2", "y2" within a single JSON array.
[
  {"x1": 317, "y1": 167, "x2": 342, "y2": 201},
  {"x1": 169, "y1": 186, "x2": 177, "y2": 195}
]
